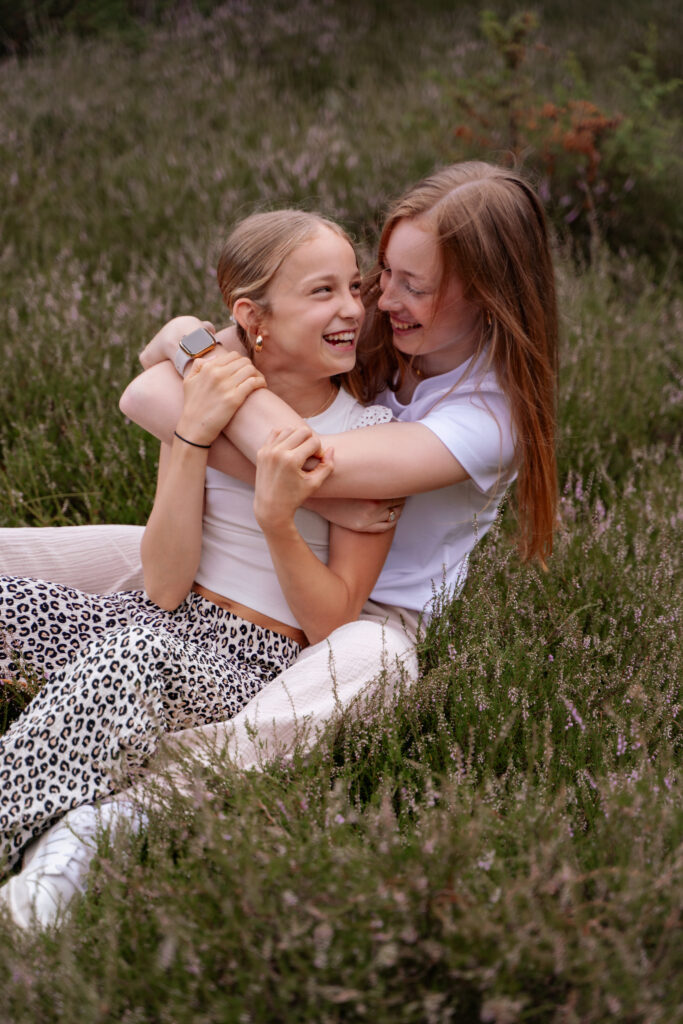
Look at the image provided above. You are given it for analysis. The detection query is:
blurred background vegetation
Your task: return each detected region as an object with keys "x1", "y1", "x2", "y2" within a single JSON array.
[{"x1": 0, "y1": 3, "x2": 680, "y2": 1021}]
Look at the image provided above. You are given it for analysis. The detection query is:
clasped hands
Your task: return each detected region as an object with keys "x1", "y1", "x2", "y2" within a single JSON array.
[{"x1": 142, "y1": 314, "x2": 406, "y2": 533}]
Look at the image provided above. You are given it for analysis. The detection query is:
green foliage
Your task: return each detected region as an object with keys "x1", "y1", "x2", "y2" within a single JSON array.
[
  {"x1": 0, "y1": 671, "x2": 44, "y2": 733},
  {"x1": 0, "y1": 0, "x2": 223, "y2": 54},
  {"x1": 443, "y1": 11, "x2": 682, "y2": 265},
  {"x1": 0, "y1": 751, "x2": 680, "y2": 1022},
  {"x1": 0, "y1": 4, "x2": 681, "y2": 1020}
]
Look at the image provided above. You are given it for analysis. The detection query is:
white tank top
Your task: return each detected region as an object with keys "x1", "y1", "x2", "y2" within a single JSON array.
[{"x1": 195, "y1": 389, "x2": 391, "y2": 627}]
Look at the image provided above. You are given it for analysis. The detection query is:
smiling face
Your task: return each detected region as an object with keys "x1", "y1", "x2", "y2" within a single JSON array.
[
  {"x1": 258, "y1": 226, "x2": 364, "y2": 385},
  {"x1": 377, "y1": 217, "x2": 480, "y2": 376}
]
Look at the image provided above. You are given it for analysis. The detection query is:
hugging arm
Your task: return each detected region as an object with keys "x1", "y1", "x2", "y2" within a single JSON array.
[
  {"x1": 134, "y1": 345, "x2": 392, "y2": 637},
  {"x1": 121, "y1": 323, "x2": 471, "y2": 508},
  {"x1": 253, "y1": 428, "x2": 394, "y2": 644}
]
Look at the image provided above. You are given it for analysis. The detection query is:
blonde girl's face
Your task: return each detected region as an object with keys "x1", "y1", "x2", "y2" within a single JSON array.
[
  {"x1": 259, "y1": 227, "x2": 365, "y2": 382},
  {"x1": 377, "y1": 217, "x2": 480, "y2": 375}
]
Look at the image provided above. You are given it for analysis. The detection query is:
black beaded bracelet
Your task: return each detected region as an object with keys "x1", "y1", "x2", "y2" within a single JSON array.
[{"x1": 173, "y1": 430, "x2": 211, "y2": 449}]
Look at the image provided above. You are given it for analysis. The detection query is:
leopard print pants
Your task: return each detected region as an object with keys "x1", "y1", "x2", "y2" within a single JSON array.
[{"x1": 0, "y1": 576, "x2": 299, "y2": 872}]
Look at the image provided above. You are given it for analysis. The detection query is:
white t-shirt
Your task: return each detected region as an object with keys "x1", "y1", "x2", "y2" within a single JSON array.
[
  {"x1": 370, "y1": 354, "x2": 516, "y2": 617},
  {"x1": 195, "y1": 388, "x2": 391, "y2": 627}
]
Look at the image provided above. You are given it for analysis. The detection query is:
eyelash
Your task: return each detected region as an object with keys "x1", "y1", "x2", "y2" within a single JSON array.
[
  {"x1": 381, "y1": 268, "x2": 425, "y2": 297},
  {"x1": 313, "y1": 282, "x2": 361, "y2": 295}
]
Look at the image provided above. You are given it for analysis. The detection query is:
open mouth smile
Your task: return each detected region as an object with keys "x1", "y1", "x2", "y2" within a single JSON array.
[
  {"x1": 323, "y1": 330, "x2": 356, "y2": 349},
  {"x1": 389, "y1": 317, "x2": 421, "y2": 333}
]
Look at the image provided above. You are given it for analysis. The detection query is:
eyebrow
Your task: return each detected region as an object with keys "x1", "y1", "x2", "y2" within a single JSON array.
[{"x1": 299, "y1": 270, "x2": 360, "y2": 285}]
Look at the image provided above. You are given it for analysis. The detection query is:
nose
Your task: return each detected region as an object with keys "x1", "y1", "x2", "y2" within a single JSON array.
[
  {"x1": 342, "y1": 289, "x2": 365, "y2": 321},
  {"x1": 377, "y1": 270, "x2": 401, "y2": 312},
  {"x1": 377, "y1": 281, "x2": 398, "y2": 312}
]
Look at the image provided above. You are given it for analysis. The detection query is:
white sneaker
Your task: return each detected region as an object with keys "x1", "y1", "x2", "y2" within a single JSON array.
[{"x1": 0, "y1": 797, "x2": 141, "y2": 930}]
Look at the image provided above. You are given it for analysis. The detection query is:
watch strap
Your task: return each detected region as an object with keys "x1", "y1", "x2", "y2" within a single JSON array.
[{"x1": 173, "y1": 346, "x2": 194, "y2": 378}]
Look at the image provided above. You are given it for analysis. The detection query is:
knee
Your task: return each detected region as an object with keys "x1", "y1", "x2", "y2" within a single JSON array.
[
  {"x1": 318, "y1": 619, "x2": 417, "y2": 682},
  {"x1": 103, "y1": 624, "x2": 165, "y2": 655},
  {"x1": 77, "y1": 625, "x2": 169, "y2": 685}
]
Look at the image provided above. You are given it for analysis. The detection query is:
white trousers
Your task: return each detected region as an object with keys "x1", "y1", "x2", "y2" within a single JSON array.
[
  {"x1": 0, "y1": 526, "x2": 418, "y2": 773},
  {"x1": 0, "y1": 525, "x2": 146, "y2": 594}
]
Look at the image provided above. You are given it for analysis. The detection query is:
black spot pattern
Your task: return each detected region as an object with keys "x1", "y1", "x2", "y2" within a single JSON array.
[{"x1": 0, "y1": 578, "x2": 298, "y2": 872}]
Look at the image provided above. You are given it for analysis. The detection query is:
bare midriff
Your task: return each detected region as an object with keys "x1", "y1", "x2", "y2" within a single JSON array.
[{"x1": 192, "y1": 583, "x2": 308, "y2": 648}]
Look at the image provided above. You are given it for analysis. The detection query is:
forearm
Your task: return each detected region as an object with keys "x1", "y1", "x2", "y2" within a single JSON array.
[
  {"x1": 123, "y1": 365, "x2": 464, "y2": 498},
  {"x1": 120, "y1": 362, "x2": 257, "y2": 485},
  {"x1": 141, "y1": 441, "x2": 207, "y2": 610},
  {"x1": 229, "y1": 395, "x2": 468, "y2": 497},
  {"x1": 123, "y1": 335, "x2": 467, "y2": 497},
  {"x1": 261, "y1": 523, "x2": 372, "y2": 645},
  {"x1": 227, "y1": 388, "x2": 310, "y2": 459},
  {"x1": 252, "y1": 428, "x2": 392, "y2": 642},
  {"x1": 139, "y1": 348, "x2": 268, "y2": 609}
]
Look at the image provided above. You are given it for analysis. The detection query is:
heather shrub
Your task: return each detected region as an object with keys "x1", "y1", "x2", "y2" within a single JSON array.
[
  {"x1": 0, "y1": 5, "x2": 681, "y2": 1021},
  {"x1": 440, "y1": 11, "x2": 682, "y2": 265}
]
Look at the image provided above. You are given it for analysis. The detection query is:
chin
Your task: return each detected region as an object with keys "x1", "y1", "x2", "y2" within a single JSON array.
[
  {"x1": 334, "y1": 354, "x2": 357, "y2": 373},
  {"x1": 392, "y1": 338, "x2": 422, "y2": 357}
]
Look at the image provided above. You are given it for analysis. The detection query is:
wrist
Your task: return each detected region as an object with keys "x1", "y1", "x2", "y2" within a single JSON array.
[
  {"x1": 173, "y1": 326, "x2": 217, "y2": 378},
  {"x1": 254, "y1": 504, "x2": 298, "y2": 538},
  {"x1": 174, "y1": 418, "x2": 214, "y2": 449},
  {"x1": 140, "y1": 316, "x2": 205, "y2": 370},
  {"x1": 173, "y1": 430, "x2": 211, "y2": 451}
]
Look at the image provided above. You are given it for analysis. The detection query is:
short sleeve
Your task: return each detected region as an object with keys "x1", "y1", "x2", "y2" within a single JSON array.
[
  {"x1": 419, "y1": 389, "x2": 516, "y2": 494},
  {"x1": 349, "y1": 404, "x2": 394, "y2": 429}
]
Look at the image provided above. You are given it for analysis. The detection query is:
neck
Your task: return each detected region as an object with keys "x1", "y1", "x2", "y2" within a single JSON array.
[
  {"x1": 415, "y1": 327, "x2": 479, "y2": 380},
  {"x1": 266, "y1": 374, "x2": 339, "y2": 418},
  {"x1": 397, "y1": 333, "x2": 480, "y2": 404}
]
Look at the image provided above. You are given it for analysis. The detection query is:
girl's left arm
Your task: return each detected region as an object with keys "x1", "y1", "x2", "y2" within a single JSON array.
[
  {"x1": 141, "y1": 350, "x2": 266, "y2": 610},
  {"x1": 141, "y1": 438, "x2": 208, "y2": 610},
  {"x1": 253, "y1": 427, "x2": 394, "y2": 645}
]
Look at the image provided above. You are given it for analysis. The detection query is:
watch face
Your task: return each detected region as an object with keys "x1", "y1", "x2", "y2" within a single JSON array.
[{"x1": 180, "y1": 327, "x2": 216, "y2": 358}]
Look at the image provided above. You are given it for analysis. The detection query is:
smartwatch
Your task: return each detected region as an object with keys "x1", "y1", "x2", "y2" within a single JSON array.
[{"x1": 173, "y1": 327, "x2": 217, "y2": 377}]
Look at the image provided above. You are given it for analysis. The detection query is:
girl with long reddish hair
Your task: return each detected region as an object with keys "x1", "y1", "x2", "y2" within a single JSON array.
[{"x1": 351, "y1": 162, "x2": 557, "y2": 567}]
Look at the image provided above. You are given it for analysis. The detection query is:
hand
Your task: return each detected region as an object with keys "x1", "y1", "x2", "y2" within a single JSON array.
[
  {"x1": 254, "y1": 426, "x2": 332, "y2": 532},
  {"x1": 308, "y1": 496, "x2": 406, "y2": 533},
  {"x1": 175, "y1": 349, "x2": 266, "y2": 446},
  {"x1": 139, "y1": 315, "x2": 217, "y2": 369}
]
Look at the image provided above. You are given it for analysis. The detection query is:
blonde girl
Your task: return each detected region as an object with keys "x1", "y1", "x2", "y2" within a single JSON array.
[{"x1": 0, "y1": 210, "x2": 393, "y2": 924}]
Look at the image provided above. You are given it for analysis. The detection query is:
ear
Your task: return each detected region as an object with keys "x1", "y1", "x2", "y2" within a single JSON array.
[{"x1": 232, "y1": 297, "x2": 266, "y2": 337}]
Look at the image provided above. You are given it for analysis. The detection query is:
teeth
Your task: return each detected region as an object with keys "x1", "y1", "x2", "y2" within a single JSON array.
[
  {"x1": 390, "y1": 318, "x2": 418, "y2": 332},
  {"x1": 324, "y1": 331, "x2": 355, "y2": 343}
]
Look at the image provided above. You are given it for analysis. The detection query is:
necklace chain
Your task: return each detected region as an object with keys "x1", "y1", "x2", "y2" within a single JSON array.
[{"x1": 307, "y1": 383, "x2": 338, "y2": 418}]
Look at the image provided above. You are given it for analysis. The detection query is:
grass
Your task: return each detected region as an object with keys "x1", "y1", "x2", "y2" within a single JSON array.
[{"x1": 0, "y1": 3, "x2": 681, "y2": 1021}]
